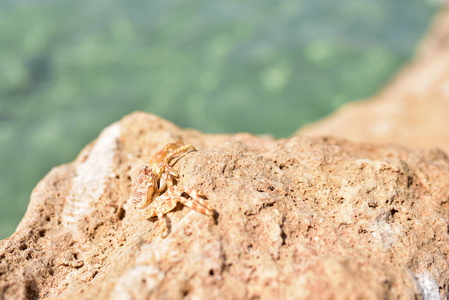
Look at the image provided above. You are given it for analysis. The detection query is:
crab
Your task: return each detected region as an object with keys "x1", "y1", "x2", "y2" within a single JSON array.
[{"x1": 130, "y1": 142, "x2": 216, "y2": 237}]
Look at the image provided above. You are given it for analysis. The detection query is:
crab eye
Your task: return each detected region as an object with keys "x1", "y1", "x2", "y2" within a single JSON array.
[{"x1": 142, "y1": 164, "x2": 151, "y2": 173}]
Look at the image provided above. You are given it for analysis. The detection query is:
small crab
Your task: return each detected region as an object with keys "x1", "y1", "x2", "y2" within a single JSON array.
[{"x1": 131, "y1": 142, "x2": 216, "y2": 237}]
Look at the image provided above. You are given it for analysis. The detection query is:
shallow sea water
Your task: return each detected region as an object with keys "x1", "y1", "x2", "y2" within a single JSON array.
[{"x1": 0, "y1": 0, "x2": 438, "y2": 238}]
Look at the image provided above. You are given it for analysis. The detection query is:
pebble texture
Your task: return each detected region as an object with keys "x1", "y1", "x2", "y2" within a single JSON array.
[{"x1": 1, "y1": 112, "x2": 449, "y2": 299}]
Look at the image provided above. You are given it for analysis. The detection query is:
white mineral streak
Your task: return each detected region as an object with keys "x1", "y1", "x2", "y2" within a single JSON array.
[
  {"x1": 112, "y1": 212, "x2": 198, "y2": 298},
  {"x1": 415, "y1": 273, "x2": 442, "y2": 300},
  {"x1": 112, "y1": 265, "x2": 165, "y2": 300},
  {"x1": 62, "y1": 123, "x2": 121, "y2": 238}
]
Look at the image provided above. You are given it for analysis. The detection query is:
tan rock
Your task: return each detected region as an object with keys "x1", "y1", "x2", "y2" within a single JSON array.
[
  {"x1": 299, "y1": 9, "x2": 449, "y2": 154},
  {"x1": 1, "y1": 112, "x2": 449, "y2": 299}
]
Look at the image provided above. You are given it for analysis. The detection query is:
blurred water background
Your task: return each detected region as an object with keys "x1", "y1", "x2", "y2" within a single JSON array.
[{"x1": 0, "y1": 0, "x2": 439, "y2": 239}]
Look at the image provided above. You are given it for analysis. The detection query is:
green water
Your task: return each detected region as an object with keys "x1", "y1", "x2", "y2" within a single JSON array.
[{"x1": 0, "y1": 0, "x2": 438, "y2": 239}]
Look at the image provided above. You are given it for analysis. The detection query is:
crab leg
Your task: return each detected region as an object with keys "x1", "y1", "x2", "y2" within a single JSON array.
[
  {"x1": 149, "y1": 142, "x2": 181, "y2": 165},
  {"x1": 159, "y1": 171, "x2": 174, "y2": 192},
  {"x1": 170, "y1": 186, "x2": 216, "y2": 222},
  {"x1": 141, "y1": 200, "x2": 172, "y2": 237},
  {"x1": 163, "y1": 144, "x2": 196, "y2": 164},
  {"x1": 155, "y1": 207, "x2": 169, "y2": 237}
]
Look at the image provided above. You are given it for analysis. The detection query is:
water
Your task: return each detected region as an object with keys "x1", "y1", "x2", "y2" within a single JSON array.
[{"x1": 0, "y1": 0, "x2": 438, "y2": 239}]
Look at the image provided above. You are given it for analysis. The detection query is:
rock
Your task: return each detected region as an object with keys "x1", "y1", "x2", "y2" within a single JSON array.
[
  {"x1": 1, "y1": 111, "x2": 449, "y2": 299},
  {"x1": 299, "y1": 9, "x2": 449, "y2": 154}
]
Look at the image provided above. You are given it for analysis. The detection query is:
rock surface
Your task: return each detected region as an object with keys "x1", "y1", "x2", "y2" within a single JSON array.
[
  {"x1": 1, "y1": 112, "x2": 449, "y2": 299},
  {"x1": 299, "y1": 9, "x2": 449, "y2": 154}
]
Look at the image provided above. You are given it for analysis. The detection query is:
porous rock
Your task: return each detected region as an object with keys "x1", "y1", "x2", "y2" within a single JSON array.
[{"x1": 1, "y1": 112, "x2": 449, "y2": 299}]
